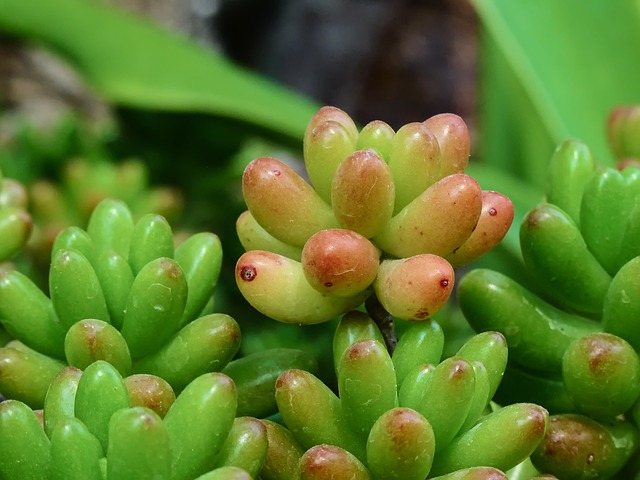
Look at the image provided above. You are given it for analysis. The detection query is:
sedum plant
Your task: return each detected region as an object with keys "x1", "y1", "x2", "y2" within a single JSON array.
[
  {"x1": 230, "y1": 106, "x2": 557, "y2": 478},
  {"x1": 0, "y1": 360, "x2": 264, "y2": 480},
  {"x1": 235, "y1": 106, "x2": 514, "y2": 329},
  {"x1": 256, "y1": 311, "x2": 549, "y2": 479},
  {"x1": 457, "y1": 107, "x2": 640, "y2": 479},
  {"x1": 0, "y1": 194, "x2": 318, "y2": 419},
  {"x1": 0, "y1": 197, "x2": 239, "y2": 408}
]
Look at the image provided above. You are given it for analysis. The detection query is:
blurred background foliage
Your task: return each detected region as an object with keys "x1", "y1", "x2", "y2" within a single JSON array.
[{"x1": 0, "y1": 0, "x2": 639, "y2": 367}]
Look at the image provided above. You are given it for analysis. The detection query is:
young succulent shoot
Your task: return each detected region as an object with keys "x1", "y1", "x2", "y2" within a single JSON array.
[
  {"x1": 0, "y1": 362, "x2": 264, "y2": 480},
  {"x1": 458, "y1": 122, "x2": 640, "y2": 479},
  {"x1": 258, "y1": 311, "x2": 548, "y2": 479},
  {"x1": 235, "y1": 106, "x2": 514, "y2": 346}
]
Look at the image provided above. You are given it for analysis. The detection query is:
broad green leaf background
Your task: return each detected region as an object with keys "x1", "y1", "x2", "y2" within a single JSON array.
[
  {"x1": 474, "y1": 0, "x2": 640, "y2": 189},
  {"x1": 0, "y1": 0, "x2": 319, "y2": 141}
]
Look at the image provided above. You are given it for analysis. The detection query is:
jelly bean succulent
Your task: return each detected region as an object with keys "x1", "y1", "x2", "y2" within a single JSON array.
[
  {"x1": 0, "y1": 194, "x2": 317, "y2": 420},
  {"x1": 235, "y1": 106, "x2": 514, "y2": 327},
  {"x1": 0, "y1": 168, "x2": 31, "y2": 263},
  {"x1": 0, "y1": 197, "x2": 240, "y2": 409},
  {"x1": 256, "y1": 311, "x2": 550, "y2": 479},
  {"x1": 0, "y1": 360, "x2": 265, "y2": 480},
  {"x1": 458, "y1": 106, "x2": 640, "y2": 479}
]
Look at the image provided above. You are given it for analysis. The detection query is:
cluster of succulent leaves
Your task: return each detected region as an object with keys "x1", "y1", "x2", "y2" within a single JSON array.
[
  {"x1": 7, "y1": 104, "x2": 640, "y2": 479},
  {"x1": 261, "y1": 311, "x2": 551, "y2": 480},
  {"x1": 0, "y1": 361, "x2": 264, "y2": 480},
  {"x1": 0, "y1": 1, "x2": 638, "y2": 478},
  {"x1": 458, "y1": 106, "x2": 640, "y2": 479},
  {"x1": 235, "y1": 106, "x2": 514, "y2": 326},
  {"x1": 0, "y1": 196, "x2": 239, "y2": 408},
  {"x1": 0, "y1": 180, "x2": 322, "y2": 479}
]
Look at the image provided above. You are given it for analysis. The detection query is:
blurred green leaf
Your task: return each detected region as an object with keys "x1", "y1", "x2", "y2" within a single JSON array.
[
  {"x1": 0, "y1": 0, "x2": 318, "y2": 140},
  {"x1": 474, "y1": 0, "x2": 640, "y2": 187}
]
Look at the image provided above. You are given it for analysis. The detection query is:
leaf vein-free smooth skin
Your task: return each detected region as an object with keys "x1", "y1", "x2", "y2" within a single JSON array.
[
  {"x1": 374, "y1": 174, "x2": 483, "y2": 258},
  {"x1": 430, "y1": 403, "x2": 548, "y2": 476},
  {"x1": 242, "y1": 157, "x2": 339, "y2": 248},
  {"x1": 0, "y1": 400, "x2": 51, "y2": 480},
  {"x1": 120, "y1": 257, "x2": 188, "y2": 359},
  {"x1": 0, "y1": 269, "x2": 66, "y2": 358},
  {"x1": 458, "y1": 269, "x2": 601, "y2": 373},
  {"x1": 235, "y1": 251, "x2": 369, "y2": 324},
  {"x1": 107, "y1": 407, "x2": 172, "y2": 480},
  {"x1": 163, "y1": 373, "x2": 237, "y2": 480},
  {"x1": 74, "y1": 360, "x2": 130, "y2": 453},
  {"x1": 50, "y1": 249, "x2": 111, "y2": 330},
  {"x1": 520, "y1": 203, "x2": 612, "y2": 315}
]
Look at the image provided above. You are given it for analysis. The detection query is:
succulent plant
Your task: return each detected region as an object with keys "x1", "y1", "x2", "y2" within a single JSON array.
[
  {"x1": 235, "y1": 106, "x2": 514, "y2": 327},
  {"x1": 0, "y1": 360, "x2": 264, "y2": 480},
  {"x1": 255, "y1": 311, "x2": 550, "y2": 479},
  {"x1": 458, "y1": 118, "x2": 640, "y2": 478},
  {"x1": 0, "y1": 197, "x2": 236, "y2": 408}
]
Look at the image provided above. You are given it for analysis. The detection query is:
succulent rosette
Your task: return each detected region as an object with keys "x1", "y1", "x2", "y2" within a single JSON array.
[
  {"x1": 235, "y1": 106, "x2": 514, "y2": 325},
  {"x1": 0, "y1": 197, "x2": 238, "y2": 409},
  {"x1": 0, "y1": 361, "x2": 265, "y2": 480},
  {"x1": 255, "y1": 311, "x2": 549, "y2": 480},
  {"x1": 457, "y1": 109, "x2": 640, "y2": 478}
]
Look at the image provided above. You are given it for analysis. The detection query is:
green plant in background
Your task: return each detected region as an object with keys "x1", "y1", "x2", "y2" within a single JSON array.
[
  {"x1": 0, "y1": 111, "x2": 115, "y2": 185},
  {"x1": 0, "y1": 169, "x2": 31, "y2": 263},
  {"x1": 0, "y1": 360, "x2": 265, "y2": 479},
  {"x1": 235, "y1": 106, "x2": 513, "y2": 334},
  {"x1": 474, "y1": 0, "x2": 640, "y2": 189},
  {"x1": 0, "y1": 0, "x2": 318, "y2": 142},
  {"x1": 0, "y1": 112, "x2": 193, "y2": 292},
  {"x1": 25, "y1": 157, "x2": 184, "y2": 271},
  {"x1": 457, "y1": 107, "x2": 640, "y2": 478}
]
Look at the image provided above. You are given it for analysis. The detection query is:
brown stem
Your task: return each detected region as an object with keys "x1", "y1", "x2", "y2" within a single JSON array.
[{"x1": 365, "y1": 294, "x2": 397, "y2": 355}]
